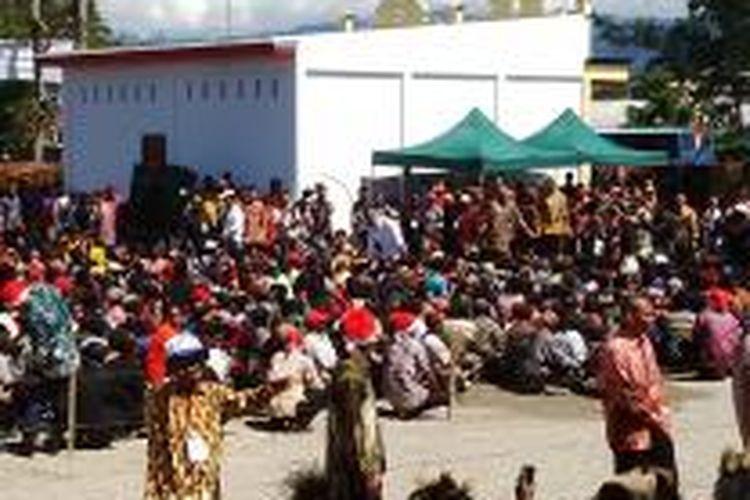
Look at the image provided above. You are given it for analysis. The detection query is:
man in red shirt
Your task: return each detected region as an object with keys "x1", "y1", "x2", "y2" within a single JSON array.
[
  {"x1": 144, "y1": 303, "x2": 181, "y2": 388},
  {"x1": 597, "y1": 296, "x2": 678, "y2": 497}
]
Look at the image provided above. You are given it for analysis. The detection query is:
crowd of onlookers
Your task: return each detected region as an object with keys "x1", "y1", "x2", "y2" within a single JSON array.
[{"x1": 0, "y1": 170, "x2": 748, "y2": 463}]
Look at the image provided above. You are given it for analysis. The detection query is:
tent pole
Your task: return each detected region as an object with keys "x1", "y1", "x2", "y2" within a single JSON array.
[
  {"x1": 67, "y1": 370, "x2": 77, "y2": 455},
  {"x1": 403, "y1": 166, "x2": 413, "y2": 253}
]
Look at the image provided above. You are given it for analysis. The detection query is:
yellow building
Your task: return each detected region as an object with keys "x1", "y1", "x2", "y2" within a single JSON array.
[
  {"x1": 374, "y1": 0, "x2": 427, "y2": 28},
  {"x1": 489, "y1": 0, "x2": 545, "y2": 18}
]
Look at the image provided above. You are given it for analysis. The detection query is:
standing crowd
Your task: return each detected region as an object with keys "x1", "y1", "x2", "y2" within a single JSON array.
[{"x1": 0, "y1": 172, "x2": 748, "y2": 498}]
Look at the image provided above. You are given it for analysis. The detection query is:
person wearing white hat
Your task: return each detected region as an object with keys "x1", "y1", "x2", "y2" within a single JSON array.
[
  {"x1": 221, "y1": 191, "x2": 245, "y2": 256},
  {"x1": 143, "y1": 333, "x2": 286, "y2": 500}
]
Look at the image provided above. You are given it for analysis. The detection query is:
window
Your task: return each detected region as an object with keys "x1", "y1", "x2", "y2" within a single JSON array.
[
  {"x1": 92, "y1": 85, "x2": 99, "y2": 103},
  {"x1": 591, "y1": 80, "x2": 628, "y2": 101},
  {"x1": 133, "y1": 84, "x2": 142, "y2": 103},
  {"x1": 119, "y1": 84, "x2": 128, "y2": 103},
  {"x1": 149, "y1": 83, "x2": 157, "y2": 103},
  {"x1": 107, "y1": 85, "x2": 114, "y2": 103},
  {"x1": 236, "y1": 79, "x2": 245, "y2": 99},
  {"x1": 201, "y1": 80, "x2": 210, "y2": 100},
  {"x1": 185, "y1": 81, "x2": 193, "y2": 101},
  {"x1": 218, "y1": 80, "x2": 227, "y2": 101},
  {"x1": 80, "y1": 86, "x2": 88, "y2": 104},
  {"x1": 271, "y1": 78, "x2": 280, "y2": 100},
  {"x1": 254, "y1": 78, "x2": 262, "y2": 99}
]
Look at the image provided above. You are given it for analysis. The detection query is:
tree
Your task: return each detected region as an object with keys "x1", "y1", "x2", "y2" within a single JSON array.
[
  {"x1": 0, "y1": 81, "x2": 49, "y2": 159},
  {"x1": 0, "y1": 0, "x2": 113, "y2": 47},
  {"x1": 600, "y1": 1, "x2": 750, "y2": 157},
  {"x1": 0, "y1": 1, "x2": 113, "y2": 160},
  {"x1": 628, "y1": 67, "x2": 693, "y2": 127},
  {"x1": 682, "y1": 0, "x2": 750, "y2": 133}
]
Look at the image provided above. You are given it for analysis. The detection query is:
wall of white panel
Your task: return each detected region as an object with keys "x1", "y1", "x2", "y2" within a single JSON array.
[
  {"x1": 294, "y1": 15, "x2": 590, "y2": 228},
  {"x1": 297, "y1": 71, "x2": 402, "y2": 230},
  {"x1": 62, "y1": 59, "x2": 295, "y2": 196}
]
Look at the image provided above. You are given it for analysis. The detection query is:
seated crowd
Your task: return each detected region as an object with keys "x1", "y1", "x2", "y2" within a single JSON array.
[{"x1": 0, "y1": 171, "x2": 747, "y2": 462}]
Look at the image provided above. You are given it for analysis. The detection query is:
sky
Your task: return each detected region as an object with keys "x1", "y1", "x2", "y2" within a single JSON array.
[{"x1": 98, "y1": 0, "x2": 688, "y2": 39}]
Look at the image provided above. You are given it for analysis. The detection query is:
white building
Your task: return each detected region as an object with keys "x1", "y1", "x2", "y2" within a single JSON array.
[
  {"x1": 0, "y1": 39, "x2": 71, "y2": 84},
  {"x1": 42, "y1": 15, "x2": 595, "y2": 228}
]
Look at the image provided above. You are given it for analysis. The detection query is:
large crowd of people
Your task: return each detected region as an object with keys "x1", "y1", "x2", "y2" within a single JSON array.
[{"x1": 0, "y1": 170, "x2": 749, "y2": 498}]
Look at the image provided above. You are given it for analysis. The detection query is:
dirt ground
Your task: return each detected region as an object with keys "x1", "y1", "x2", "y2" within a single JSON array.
[{"x1": 0, "y1": 379, "x2": 737, "y2": 499}]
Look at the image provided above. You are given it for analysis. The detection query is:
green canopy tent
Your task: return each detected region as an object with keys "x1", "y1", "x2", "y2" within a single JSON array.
[
  {"x1": 522, "y1": 109, "x2": 670, "y2": 166},
  {"x1": 372, "y1": 108, "x2": 577, "y2": 171}
]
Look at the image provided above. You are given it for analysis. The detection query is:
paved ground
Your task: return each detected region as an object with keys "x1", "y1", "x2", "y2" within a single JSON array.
[{"x1": 0, "y1": 379, "x2": 738, "y2": 499}]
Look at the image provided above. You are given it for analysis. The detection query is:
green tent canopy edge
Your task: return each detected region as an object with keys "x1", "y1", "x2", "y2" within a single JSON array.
[
  {"x1": 371, "y1": 108, "x2": 579, "y2": 172},
  {"x1": 521, "y1": 109, "x2": 670, "y2": 167}
]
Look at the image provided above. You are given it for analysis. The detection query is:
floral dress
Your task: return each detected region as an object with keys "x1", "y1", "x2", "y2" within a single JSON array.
[{"x1": 143, "y1": 381, "x2": 274, "y2": 499}]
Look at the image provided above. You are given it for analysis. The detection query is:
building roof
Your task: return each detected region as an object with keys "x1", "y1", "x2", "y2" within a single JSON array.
[{"x1": 37, "y1": 39, "x2": 294, "y2": 68}]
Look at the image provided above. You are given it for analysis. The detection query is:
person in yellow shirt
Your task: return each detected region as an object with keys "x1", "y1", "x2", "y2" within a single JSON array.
[
  {"x1": 540, "y1": 180, "x2": 572, "y2": 257},
  {"x1": 88, "y1": 237, "x2": 108, "y2": 275}
]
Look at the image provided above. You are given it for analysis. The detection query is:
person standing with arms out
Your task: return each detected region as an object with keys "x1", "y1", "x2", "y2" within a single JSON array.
[
  {"x1": 143, "y1": 333, "x2": 285, "y2": 500},
  {"x1": 597, "y1": 296, "x2": 679, "y2": 499}
]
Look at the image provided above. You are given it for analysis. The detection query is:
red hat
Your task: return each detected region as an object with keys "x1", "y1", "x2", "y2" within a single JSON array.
[
  {"x1": 707, "y1": 287, "x2": 733, "y2": 312},
  {"x1": 287, "y1": 250, "x2": 305, "y2": 270},
  {"x1": 284, "y1": 326, "x2": 304, "y2": 350},
  {"x1": 0, "y1": 279, "x2": 28, "y2": 308},
  {"x1": 389, "y1": 311, "x2": 417, "y2": 333},
  {"x1": 340, "y1": 306, "x2": 380, "y2": 344},
  {"x1": 191, "y1": 284, "x2": 213, "y2": 305},
  {"x1": 305, "y1": 309, "x2": 330, "y2": 331}
]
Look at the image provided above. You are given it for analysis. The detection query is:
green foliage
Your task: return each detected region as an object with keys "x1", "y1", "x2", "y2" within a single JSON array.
[
  {"x1": 0, "y1": 81, "x2": 36, "y2": 158},
  {"x1": 0, "y1": 0, "x2": 33, "y2": 38},
  {"x1": 0, "y1": 81, "x2": 57, "y2": 160},
  {"x1": 684, "y1": 0, "x2": 750, "y2": 130},
  {"x1": 627, "y1": 67, "x2": 693, "y2": 127},
  {"x1": 713, "y1": 129, "x2": 750, "y2": 160},
  {"x1": 600, "y1": 1, "x2": 750, "y2": 160},
  {"x1": 0, "y1": 0, "x2": 113, "y2": 47}
]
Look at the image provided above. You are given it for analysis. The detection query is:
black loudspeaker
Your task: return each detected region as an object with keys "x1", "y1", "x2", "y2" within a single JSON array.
[
  {"x1": 128, "y1": 164, "x2": 196, "y2": 244},
  {"x1": 141, "y1": 134, "x2": 167, "y2": 168}
]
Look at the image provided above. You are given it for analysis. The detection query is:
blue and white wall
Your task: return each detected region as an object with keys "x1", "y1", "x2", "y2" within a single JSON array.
[{"x1": 62, "y1": 57, "x2": 295, "y2": 195}]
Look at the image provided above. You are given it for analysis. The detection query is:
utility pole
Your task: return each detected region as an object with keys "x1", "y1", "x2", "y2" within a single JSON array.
[
  {"x1": 225, "y1": 0, "x2": 233, "y2": 38},
  {"x1": 31, "y1": 0, "x2": 44, "y2": 162}
]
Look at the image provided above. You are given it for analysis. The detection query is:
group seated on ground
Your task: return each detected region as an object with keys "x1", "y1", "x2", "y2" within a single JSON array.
[{"x1": 0, "y1": 172, "x2": 747, "y2": 454}]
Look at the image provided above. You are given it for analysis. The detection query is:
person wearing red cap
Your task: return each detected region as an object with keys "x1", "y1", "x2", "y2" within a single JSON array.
[
  {"x1": 303, "y1": 309, "x2": 338, "y2": 382},
  {"x1": 340, "y1": 305, "x2": 381, "y2": 346},
  {"x1": 266, "y1": 324, "x2": 324, "y2": 430},
  {"x1": 327, "y1": 284, "x2": 385, "y2": 500},
  {"x1": 694, "y1": 287, "x2": 740, "y2": 379},
  {"x1": 383, "y1": 311, "x2": 442, "y2": 419}
]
